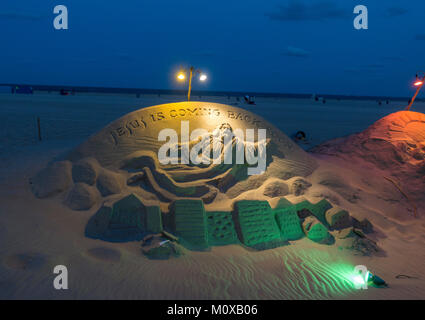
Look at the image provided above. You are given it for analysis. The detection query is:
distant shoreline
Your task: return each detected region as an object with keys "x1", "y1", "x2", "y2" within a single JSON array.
[{"x1": 0, "y1": 83, "x2": 420, "y2": 102}]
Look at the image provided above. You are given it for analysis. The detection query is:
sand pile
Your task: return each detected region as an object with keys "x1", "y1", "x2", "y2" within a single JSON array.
[
  {"x1": 312, "y1": 111, "x2": 425, "y2": 217},
  {"x1": 30, "y1": 102, "x2": 318, "y2": 211},
  {"x1": 28, "y1": 102, "x2": 378, "y2": 253}
]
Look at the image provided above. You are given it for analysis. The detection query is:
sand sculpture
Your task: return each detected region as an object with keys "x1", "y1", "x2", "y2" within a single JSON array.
[{"x1": 30, "y1": 102, "x2": 369, "y2": 253}]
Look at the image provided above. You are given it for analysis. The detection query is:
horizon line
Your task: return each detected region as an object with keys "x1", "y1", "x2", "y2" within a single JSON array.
[{"x1": 0, "y1": 83, "x2": 420, "y2": 102}]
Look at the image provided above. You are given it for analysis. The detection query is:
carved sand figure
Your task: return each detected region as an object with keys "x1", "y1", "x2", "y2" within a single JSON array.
[{"x1": 31, "y1": 102, "x2": 318, "y2": 207}]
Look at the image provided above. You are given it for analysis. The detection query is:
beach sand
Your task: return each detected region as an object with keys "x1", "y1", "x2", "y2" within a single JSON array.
[{"x1": 0, "y1": 92, "x2": 424, "y2": 299}]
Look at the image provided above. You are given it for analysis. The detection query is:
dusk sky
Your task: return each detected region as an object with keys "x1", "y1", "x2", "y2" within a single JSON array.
[{"x1": 1, "y1": 0, "x2": 425, "y2": 97}]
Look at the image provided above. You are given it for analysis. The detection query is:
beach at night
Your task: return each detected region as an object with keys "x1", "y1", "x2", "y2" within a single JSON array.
[{"x1": 1, "y1": 0, "x2": 425, "y2": 310}]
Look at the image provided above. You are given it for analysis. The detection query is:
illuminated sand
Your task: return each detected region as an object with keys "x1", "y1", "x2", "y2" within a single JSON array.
[
  {"x1": 31, "y1": 102, "x2": 317, "y2": 207},
  {"x1": 1, "y1": 97, "x2": 425, "y2": 299},
  {"x1": 30, "y1": 102, "x2": 366, "y2": 250},
  {"x1": 312, "y1": 111, "x2": 425, "y2": 219},
  {"x1": 63, "y1": 101, "x2": 317, "y2": 206}
]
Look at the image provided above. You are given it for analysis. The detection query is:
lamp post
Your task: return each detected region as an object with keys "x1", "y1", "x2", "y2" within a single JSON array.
[
  {"x1": 406, "y1": 72, "x2": 425, "y2": 111},
  {"x1": 177, "y1": 66, "x2": 207, "y2": 101}
]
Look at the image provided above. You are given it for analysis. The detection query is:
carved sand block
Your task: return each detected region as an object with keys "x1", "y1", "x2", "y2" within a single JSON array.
[
  {"x1": 86, "y1": 193, "x2": 162, "y2": 242},
  {"x1": 172, "y1": 199, "x2": 209, "y2": 250},
  {"x1": 234, "y1": 200, "x2": 281, "y2": 247},
  {"x1": 206, "y1": 211, "x2": 238, "y2": 246},
  {"x1": 274, "y1": 197, "x2": 294, "y2": 209},
  {"x1": 294, "y1": 198, "x2": 333, "y2": 225},
  {"x1": 302, "y1": 216, "x2": 333, "y2": 244},
  {"x1": 85, "y1": 203, "x2": 114, "y2": 240},
  {"x1": 110, "y1": 194, "x2": 146, "y2": 235},
  {"x1": 146, "y1": 206, "x2": 163, "y2": 234},
  {"x1": 274, "y1": 206, "x2": 304, "y2": 241},
  {"x1": 325, "y1": 206, "x2": 351, "y2": 230}
]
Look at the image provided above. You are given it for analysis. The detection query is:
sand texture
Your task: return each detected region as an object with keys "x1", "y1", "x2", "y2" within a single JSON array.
[{"x1": 1, "y1": 94, "x2": 425, "y2": 299}]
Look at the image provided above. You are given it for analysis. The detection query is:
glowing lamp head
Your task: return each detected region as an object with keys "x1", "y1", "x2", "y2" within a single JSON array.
[
  {"x1": 414, "y1": 80, "x2": 423, "y2": 87},
  {"x1": 199, "y1": 74, "x2": 207, "y2": 82},
  {"x1": 177, "y1": 72, "x2": 185, "y2": 81}
]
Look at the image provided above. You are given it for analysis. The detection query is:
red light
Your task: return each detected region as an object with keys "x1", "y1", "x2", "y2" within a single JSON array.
[{"x1": 414, "y1": 81, "x2": 423, "y2": 87}]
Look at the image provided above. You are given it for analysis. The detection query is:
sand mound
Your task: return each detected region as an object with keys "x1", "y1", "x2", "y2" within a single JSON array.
[
  {"x1": 312, "y1": 111, "x2": 425, "y2": 216},
  {"x1": 31, "y1": 102, "x2": 318, "y2": 210},
  {"x1": 30, "y1": 102, "x2": 376, "y2": 253}
]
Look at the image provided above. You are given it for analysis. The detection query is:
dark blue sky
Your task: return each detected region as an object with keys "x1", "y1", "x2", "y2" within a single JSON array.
[{"x1": 1, "y1": 0, "x2": 424, "y2": 96}]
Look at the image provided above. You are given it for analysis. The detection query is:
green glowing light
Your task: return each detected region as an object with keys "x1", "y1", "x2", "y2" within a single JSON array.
[
  {"x1": 321, "y1": 262, "x2": 368, "y2": 289},
  {"x1": 352, "y1": 275, "x2": 366, "y2": 286},
  {"x1": 279, "y1": 249, "x2": 372, "y2": 297}
]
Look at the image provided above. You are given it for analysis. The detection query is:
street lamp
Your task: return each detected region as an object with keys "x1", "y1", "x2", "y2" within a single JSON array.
[
  {"x1": 177, "y1": 72, "x2": 185, "y2": 81},
  {"x1": 406, "y1": 72, "x2": 425, "y2": 111},
  {"x1": 176, "y1": 66, "x2": 207, "y2": 101}
]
